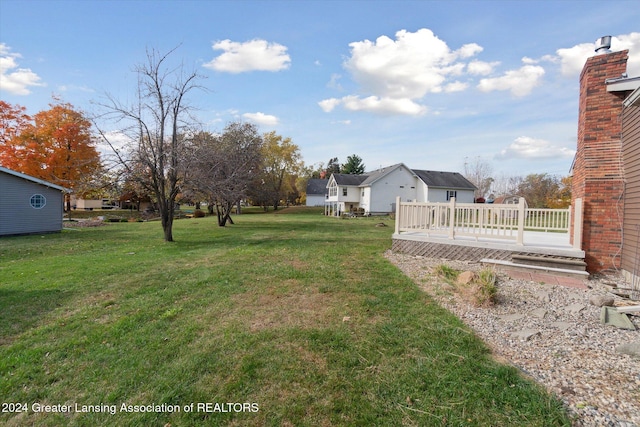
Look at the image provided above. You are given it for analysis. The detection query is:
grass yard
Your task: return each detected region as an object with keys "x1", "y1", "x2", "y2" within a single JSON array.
[{"x1": 0, "y1": 208, "x2": 570, "y2": 426}]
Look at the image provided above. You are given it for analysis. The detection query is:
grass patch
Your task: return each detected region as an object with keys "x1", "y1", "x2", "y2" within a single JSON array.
[{"x1": 0, "y1": 209, "x2": 570, "y2": 426}]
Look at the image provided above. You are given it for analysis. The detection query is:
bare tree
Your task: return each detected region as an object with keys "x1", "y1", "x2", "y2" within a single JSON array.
[
  {"x1": 463, "y1": 156, "x2": 493, "y2": 200},
  {"x1": 96, "y1": 47, "x2": 203, "y2": 241},
  {"x1": 188, "y1": 123, "x2": 263, "y2": 226}
]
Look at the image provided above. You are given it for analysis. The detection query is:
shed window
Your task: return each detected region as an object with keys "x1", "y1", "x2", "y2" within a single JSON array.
[{"x1": 30, "y1": 194, "x2": 47, "y2": 209}]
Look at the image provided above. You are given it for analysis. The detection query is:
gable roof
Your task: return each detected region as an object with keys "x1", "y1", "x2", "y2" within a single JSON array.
[
  {"x1": 0, "y1": 166, "x2": 70, "y2": 192},
  {"x1": 331, "y1": 163, "x2": 414, "y2": 187},
  {"x1": 412, "y1": 170, "x2": 476, "y2": 190},
  {"x1": 331, "y1": 173, "x2": 368, "y2": 186},
  {"x1": 329, "y1": 165, "x2": 476, "y2": 191},
  {"x1": 306, "y1": 178, "x2": 328, "y2": 195},
  {"x1": 360, "y1": 163, "x2": 414, "y2": 186}
]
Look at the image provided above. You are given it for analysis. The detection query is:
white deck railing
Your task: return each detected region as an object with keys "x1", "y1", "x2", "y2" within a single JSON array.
[{"x1": 394, "y1": 197, "x2": 583, "y2": 249}]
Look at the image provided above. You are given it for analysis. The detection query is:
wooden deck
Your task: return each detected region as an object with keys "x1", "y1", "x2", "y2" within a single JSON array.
[
  {"x1": 392, "y1": 197, "x2": 585, "y2": 263},
  {"x1": 394, "y1": 229, "x2": 584, "y2": 258}
]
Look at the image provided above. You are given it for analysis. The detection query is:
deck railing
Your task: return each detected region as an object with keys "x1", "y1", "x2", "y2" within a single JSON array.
[{"x1": 394, "y1": 197, "x2": 583, "y2": 249}]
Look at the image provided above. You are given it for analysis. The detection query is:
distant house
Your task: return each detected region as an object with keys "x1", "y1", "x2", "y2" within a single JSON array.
[
  {"x1": 0, "y1": 166, "x2": 69, "y2": 236},
  {"x1": 325, "y1": 163, "x2": 476, "y2": 216},
  {"x1": 305, "y1": 179, "x2": 328, "y2": 206}
]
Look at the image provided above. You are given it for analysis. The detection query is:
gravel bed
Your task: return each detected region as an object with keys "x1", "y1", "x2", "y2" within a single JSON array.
[{"x1": 385, "y1": 251, "x2": 640, "y2": 427}]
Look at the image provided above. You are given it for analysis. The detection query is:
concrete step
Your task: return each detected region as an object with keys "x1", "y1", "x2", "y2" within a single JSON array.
[
  {"x1": 481, "y1": 258, "x2": 590, "y2": 280},
  {"x1": 511, "y1": 254, "x2": 587, "y2": 271}
]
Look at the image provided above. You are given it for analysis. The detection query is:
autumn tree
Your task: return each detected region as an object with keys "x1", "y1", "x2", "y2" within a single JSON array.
[
  {"x1": 188, "y1": 123, "x2": 263, "y2": 226},
  {"x1": 516, "y1": 173, "x2": 562, "y2": 208},
  {"x1": 97, "y1": 47, "x2": 203, "y2": 241},
  {"x1": 0, "y1": 101, "x2": 102, "y2": 210},
  {"x1": 248, "y1": 131, "x2": 302, "y2": 210},
  {"x1": 0, "y1": 101, "x2": 31, "y2": 166},
  {"x1": 341, "y1": 154, "x2": 365, "y2": 175}
]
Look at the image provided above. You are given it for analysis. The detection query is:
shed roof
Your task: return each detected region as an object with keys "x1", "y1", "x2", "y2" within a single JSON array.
[{"x1": 0, "y1": 166, "x2": 70, "y2": 192}]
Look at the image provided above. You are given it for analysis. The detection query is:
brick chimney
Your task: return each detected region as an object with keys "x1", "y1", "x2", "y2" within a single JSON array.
[{"x1": 571, "y1": 48, "x2": 629, "y2": 272}]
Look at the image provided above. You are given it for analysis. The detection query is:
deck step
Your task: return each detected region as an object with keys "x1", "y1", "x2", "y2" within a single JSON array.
[
  {"x1": 511, "y1": 254, "x2": 587, "y2": 271},
  {"x1": 481, "y1": 258, "x2": 590, "y2": 279}
]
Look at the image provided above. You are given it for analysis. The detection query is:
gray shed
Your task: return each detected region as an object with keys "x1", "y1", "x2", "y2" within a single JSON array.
[{"x1": 0, "y1": 166, "x2": 69, "y2": 236}]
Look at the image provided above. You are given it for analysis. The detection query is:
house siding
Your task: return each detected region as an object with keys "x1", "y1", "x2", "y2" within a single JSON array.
[
  {"x1": 622, "y1": 95, "x2": 640, "y2": 282},
  {"x1": 306, "y1": 194, "x2": 326, "y2": 206},
  {"x1": 0, "y1": 172, "x2": 64, "y2": 236},
  {"x1": 368, "y1": 167, "x2": 416, "y2": 213},
  {"x1": 427, "y1": 188, "x2": 475, "y2": 203}
]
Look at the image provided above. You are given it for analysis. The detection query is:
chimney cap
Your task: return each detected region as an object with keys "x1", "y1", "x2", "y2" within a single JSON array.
[{"x1": 595, "y1": 35, "x2": 612, "y2": 54}]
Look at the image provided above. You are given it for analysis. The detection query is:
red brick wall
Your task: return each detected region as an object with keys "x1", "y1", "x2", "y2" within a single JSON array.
[{"x1": 571, "y1": 50, "x2": 628, "y2": 272}]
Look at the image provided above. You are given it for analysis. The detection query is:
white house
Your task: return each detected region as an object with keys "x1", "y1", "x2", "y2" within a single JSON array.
[
  {"x1": 325, "y1": 163, "x2": 476, "y2": 216},
  {"x1": 305, "y1": 179, "x2": 328, "y2": 207}
]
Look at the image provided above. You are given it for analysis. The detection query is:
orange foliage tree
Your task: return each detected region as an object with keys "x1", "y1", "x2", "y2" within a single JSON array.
[
  {"x1": 0, "y1": 101, "x2": 32, "y2": 167},
  {"x1": 0, "y1": 101, "x2": 102, "y2": 210}
]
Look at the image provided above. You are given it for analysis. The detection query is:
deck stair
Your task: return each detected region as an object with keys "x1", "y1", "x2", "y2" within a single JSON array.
[{"x1": 481, "y1": 253, "x2": 588, "y2": 280}]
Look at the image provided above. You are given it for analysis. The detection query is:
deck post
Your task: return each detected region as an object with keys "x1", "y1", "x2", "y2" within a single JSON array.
[
  {"x1": 395, "y1": 196, "x2": 401, "y2": 235},
  {"x1": 572, "y1": 197, "x2": 583, "y2": 250},
  {"x1": 448, "y1": 197, "x2": 455, "y2": 239},
  {"x1": 517, "y1": 197, "x2": 525, "y2": 245}
]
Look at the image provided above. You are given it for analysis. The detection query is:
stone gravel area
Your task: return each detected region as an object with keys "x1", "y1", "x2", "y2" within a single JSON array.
[{"x1": 385, "y1": 251, "x2": 640, "y2": 427}]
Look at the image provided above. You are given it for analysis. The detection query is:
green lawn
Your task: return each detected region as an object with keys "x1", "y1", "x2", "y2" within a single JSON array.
[{"x1": 0, "y1": 208, "x2": 570, "y2": 426}]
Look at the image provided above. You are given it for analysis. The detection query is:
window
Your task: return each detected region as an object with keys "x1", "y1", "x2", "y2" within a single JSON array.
[
  {"x1": 342, "y1": 188, "x2": 348, "y2": 196},
  {"x1": 30, "y1": 194, "x2": 47, "y2": 209},
  {"x1": 329, "y1": 181, "x2": 337, "y2": 197},
  {"x1": 446, "y1": 190, "x2": 457, "y2": 201}
]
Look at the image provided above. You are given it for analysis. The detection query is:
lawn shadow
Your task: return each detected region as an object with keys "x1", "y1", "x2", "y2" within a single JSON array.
[{"x1": 0, "y1": 288, "x2": 71, "y2": 346}]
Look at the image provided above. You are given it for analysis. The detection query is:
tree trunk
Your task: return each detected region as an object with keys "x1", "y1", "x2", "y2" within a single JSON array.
[{"x1": 161, "y1": 199, "x2": 174, "y2": 242}]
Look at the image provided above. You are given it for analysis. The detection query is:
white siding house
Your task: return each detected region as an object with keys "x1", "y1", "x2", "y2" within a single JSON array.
[
  {"x1": 305, "y1": 179, "x2": 329, "y2": 207},
  {"x1": 325, "y1": 163, "x2": 476, "y2": 216},
  {"x1": 0, "y1": 166, "x2": 69, "y2": 236}
]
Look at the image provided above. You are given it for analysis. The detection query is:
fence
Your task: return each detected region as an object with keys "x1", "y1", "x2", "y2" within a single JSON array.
[{"x1": 394, "y1": 197, "x2": 583, "y2": 249}]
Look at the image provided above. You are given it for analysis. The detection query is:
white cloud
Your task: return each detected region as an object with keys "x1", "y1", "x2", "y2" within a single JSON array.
[
  {"x1": 496, "y1": 136, "x2": 575, "y2": 160},
  {"x1": 320, "y1": 28, "x2": 486, "y2": 116},
  {"x1": 344, "y1": 29, "x2": 477, "y2": 99},
  {"x1": 444, "y1": 81, "x2": 468, "y2": 92},
  {"x1": 555, "y1": 32, "x2": 640, "y2": 77},
  {"x1": 477, "y1": 64, "x2": 545, "y2": 97},
  {"x1": 318, "y1": 98, "x2": 341, "y2": 113},
  {"x1": 203, "y1": 39, "x2": 291, "y2": 73},
  {"x1": 467, "y1": 60, "x2": 500, "y2": 75},
  {"x1": 242, "y1": 112, "x2": 279, "y2": 126},
  {"x1": 0, "y1": 43, "x2": 45, "y2": 95},
  {"x1": 320, "y1": 95, "x2": 427, "y2": 116}
]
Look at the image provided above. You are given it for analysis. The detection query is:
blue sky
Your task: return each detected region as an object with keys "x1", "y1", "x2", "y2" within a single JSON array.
[{"x1": 1, "y1": 0, "x2": 639, "y2": 178}]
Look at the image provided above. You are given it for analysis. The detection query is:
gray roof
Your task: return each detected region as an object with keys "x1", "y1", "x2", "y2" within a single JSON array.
[
  {"x1": 412, "y1": 170, "x2": 476, "y2": 190},
  {"x1": 331, "y1": 173, "x2": 368, "y2": 186},
  {"x1": 330, "y1": 164, "x2": 476, "y2": 191},
  {"x1": 0, "y1": 166, "x2": 70, "y2": 192},
  {"x1": 306, "y1": 179, "x2": 329, "y2": 195}
]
